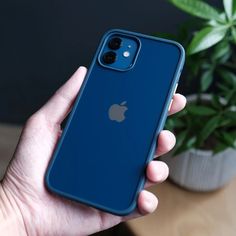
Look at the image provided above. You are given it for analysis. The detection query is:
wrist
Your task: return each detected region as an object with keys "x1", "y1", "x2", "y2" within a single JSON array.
[{"x1": 0, "y1": 183, "x2": 27, "y2": 236}]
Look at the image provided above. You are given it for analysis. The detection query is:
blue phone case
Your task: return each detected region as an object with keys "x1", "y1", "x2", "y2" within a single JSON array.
[{"x1": 45, "y1": 29, "x2": 185, "y2": 216}]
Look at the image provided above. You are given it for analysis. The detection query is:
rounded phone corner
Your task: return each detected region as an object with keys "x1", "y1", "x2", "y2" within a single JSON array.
[
  {"x1": 167, "y1": 39, "x2": 185, "y2": 65},
  {"x1": 110, "y1": 200, "x2": 137, "y2": 216},
  {"x1": 172, "y1": 41, "x2": 185, "y2": 60},
  {"x1": 44, "y1": 170, "x2": 54, "y2": 192}
]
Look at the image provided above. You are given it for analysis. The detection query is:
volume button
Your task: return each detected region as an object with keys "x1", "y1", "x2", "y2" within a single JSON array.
[
  {"x1": 168, "y1": 99, "x2": 173, "y2": 111},
  {"x1": 173, "y1": 83, "x2": 178, "y2": 94},
  {"x1": 168, "y1": 83, "x2": 178, "y2": 111}
]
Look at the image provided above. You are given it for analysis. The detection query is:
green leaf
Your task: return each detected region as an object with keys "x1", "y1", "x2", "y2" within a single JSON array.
[
  {"x1": 212, "y1": 40, "x2": 230, "y2": 61},
  {"x1": 165, "y1": 118, "x2": 175, "y2": 130},
  {"x1": 175, "y1": 131, "x2": 197, "y2": 156},
  {"x1": 211, "y1": 94, "x2": 222, "y2": 109},
  {"x1": 187, "y1": 56, "x2": 202, "y2": 76},
  {"x1": 187, "y1": 104, "x2": 216, "y2": 116},
  {"x1": 218, "y1": 118, "x2": 232, "y2": 127},
  {"x1": 165, "y1": 117, "x2": 185, "y2": 130},
  {"x1": 187, "y1": 27, "x2": 228, "y2": 55},
  {"x1": 173, "y1": 119, "x2": 185, "y2": 128},
  {"x1": 174, "y1": 130, "x2": 189, "y2": 155},
  {"x1": 218, "y1": 69, "x2": 236, "y2": 87},
  {"x1": 223, "y1": 0, "x2": 234, "y2": 20},
  {"x1": 176, "y1": 130, "x2": 188, "y2": 148},
  {"x1": 207, "y1": 19, "x2": 222, "y2": 27},
  {"x1": 213, "y1": 142, "x2": 228, "y2": 154},
  {"x1": 174, "y1": 109, "x2": 188, "y2": 118},
  {"x1": 225, "y1": 90, "x2": 235, "y2": 103},
  {"x1": 233, "y1": 2, "x2": 236, "y2": 19},
  {"x1": 207, "y1": 13, "x2": 227, "y2": 26},
  {"x1": 186, "y1": 136, "x2": 197, "y2": 148},
  {"x1": 201, "y1": 63, "x2": 212, "y2": 70},
  {"x1": 231, "y1": 27, "x2": 236, "y2": 43},
  {"x1": 174, "y1": 146, "x2": 189, "y2": 156},
  {"x1": 219, "y1": 13, "x2": 227, "y2": 23},
  {"x1": 197, "y1": 115, "x2": 221, "y2": 146},
  {"x1": 217, "y1": 50, "x2": 232, "y2": 63},
  {"x1": 220, "y1": 131, "x2": 236, "y2": 148},
  {"x1": 201, "y1": 69, "x2": 213, "y2": 91},
  {"x1": 217, "y1": 82, "x2": 229, "y2": 92},
  {"x1": 169, "y1": 0, "x2": 221, "y2": 21},
  {"x1": 225, "y1": 111, "x2": 236, "y2": 120}
]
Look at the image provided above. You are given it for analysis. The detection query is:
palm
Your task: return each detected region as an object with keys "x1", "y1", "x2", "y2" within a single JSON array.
[
  {"x1": 1, "y1": 67, "x2": 186, "y2": 235},
  {"x1": 4, "y1": 114, "x2": 123, "y2": 235}
]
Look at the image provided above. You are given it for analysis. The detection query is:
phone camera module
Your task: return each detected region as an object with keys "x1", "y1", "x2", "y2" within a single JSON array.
[
  {"x1": 108, "y1": 37, "x2": 122, "y2": 50},
  {"x1": 102, "y1": 51, "x2": 117, "y2": 64}
]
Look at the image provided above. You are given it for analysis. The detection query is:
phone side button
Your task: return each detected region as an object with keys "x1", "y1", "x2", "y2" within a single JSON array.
[
  {"x1": 173, "y1": 83, "x2": 178, "y2": 94},
  {"x1": 168, "y1": 99, "x2": 173, "y2": 111}
]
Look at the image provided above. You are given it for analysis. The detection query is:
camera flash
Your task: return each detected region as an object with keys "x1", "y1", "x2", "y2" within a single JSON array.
[{"x1": 123, "y1": 51, "x2": 130, "y2": 58}]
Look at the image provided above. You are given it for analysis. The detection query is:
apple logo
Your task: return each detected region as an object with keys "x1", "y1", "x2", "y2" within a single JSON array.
[{"x1": 108, "y1": 101, "x2": 128, "y2": 122}]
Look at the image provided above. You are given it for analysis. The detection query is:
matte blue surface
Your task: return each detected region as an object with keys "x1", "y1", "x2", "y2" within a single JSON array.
[{"x1": 46, "y1": 29, "x2": 185, "y2": 215}]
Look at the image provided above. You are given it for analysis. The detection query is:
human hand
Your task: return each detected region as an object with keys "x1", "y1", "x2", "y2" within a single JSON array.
[{"x1": 0, "y1": 66, "x2": 186, "y2": 235}]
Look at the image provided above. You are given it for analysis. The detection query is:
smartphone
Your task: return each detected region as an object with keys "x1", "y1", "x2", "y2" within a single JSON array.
[{"x1": 45, "y1": 29, "x2": 185, "y2": 216}]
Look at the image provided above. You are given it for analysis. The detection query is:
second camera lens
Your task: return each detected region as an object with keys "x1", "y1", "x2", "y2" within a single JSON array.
[
  {"x1": 102, "y1": 51, "x2": 117, "y2": 64},
  {"x1": 108, "y1": 37, "x2": 122, "y2": 50}
]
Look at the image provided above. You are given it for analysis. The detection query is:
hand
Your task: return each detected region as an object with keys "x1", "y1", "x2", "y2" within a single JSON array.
[{"x1": 0, "y1": 66, "x2": 186, "y2": 235}]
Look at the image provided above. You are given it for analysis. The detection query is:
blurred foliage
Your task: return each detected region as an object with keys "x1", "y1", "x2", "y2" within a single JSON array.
[{"x1": 164, "y1": 0, "x2": 236, "y2": 154}]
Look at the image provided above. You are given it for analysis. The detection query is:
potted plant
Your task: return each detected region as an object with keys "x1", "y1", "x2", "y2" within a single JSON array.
[{"x1": 162, "y1": 0, "x2": 236, "y2": 191}]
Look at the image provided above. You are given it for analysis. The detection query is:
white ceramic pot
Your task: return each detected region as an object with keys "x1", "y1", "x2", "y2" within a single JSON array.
[
  {"x1": 161, "y1": 94, "x2": 236, "y2": 191},
  {"x1": 162, "y1": 148, "x2": 236, "y2": 191}
]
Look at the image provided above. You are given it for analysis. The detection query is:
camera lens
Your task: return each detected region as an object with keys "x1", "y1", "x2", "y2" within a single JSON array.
[
  {"x1": 102, "y1": 51, "x2": 117, "y2": 64},
  {"x1": 108, "y1": 37, "x2": 122, "y2": 50}
]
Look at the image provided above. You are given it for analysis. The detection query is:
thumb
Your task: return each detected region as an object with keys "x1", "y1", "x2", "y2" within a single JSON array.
[
  {"x1": 39, "y1": 66, "x2": 87, "y2": 125},
  {"x1": 4, "y1": 67, "x2": 87, "y2": 185}
]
